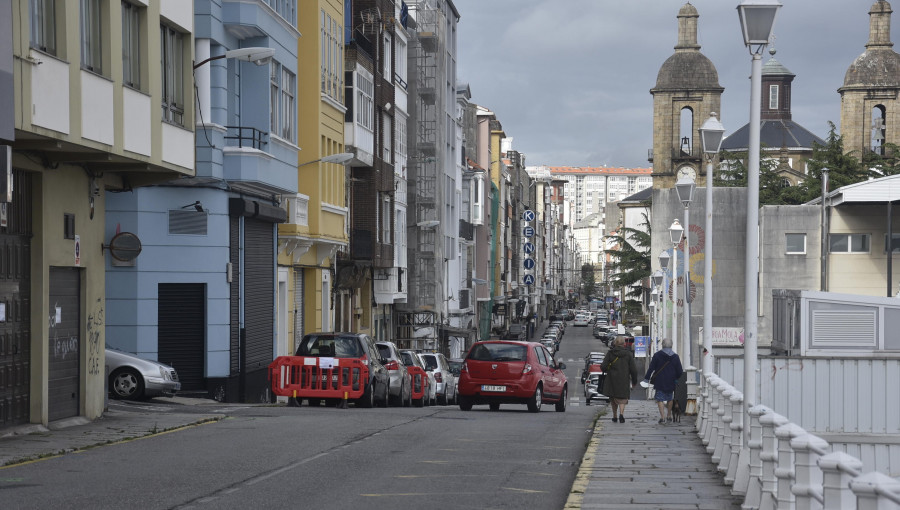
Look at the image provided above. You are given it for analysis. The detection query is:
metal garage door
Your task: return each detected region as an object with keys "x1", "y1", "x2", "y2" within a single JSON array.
[
  {"x1": 158, "y1": 284, "x2": 205, "y2": 391},
  {"x1": 244, "y1": 219, "x2": 274, "y2": 372},
  {"x1": 1, "y1": 169, "x2": 32, "y2": 428},
  {"x1": 48, "y1": 267, "x2": 80, "y2": 422}
]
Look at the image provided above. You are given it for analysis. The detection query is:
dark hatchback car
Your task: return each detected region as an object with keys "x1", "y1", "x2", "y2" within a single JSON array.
[
  {"x1": 457, "y1": 340, "x2": 567, "y2": 413},
  {"x1": 276, "y1": 332, "x2": 391, "y2": 408}
]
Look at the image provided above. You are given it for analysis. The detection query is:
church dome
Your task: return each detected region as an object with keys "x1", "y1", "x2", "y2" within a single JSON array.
[
  {"x1": 655, "y1": 52, "x2": 721, "y2": 90},
  {"x1": 843, "y1": 0, "x2": 900, "y2": 88},
  {"x1": 653, "y1": 3, "x2": 722, "y2": 91}
]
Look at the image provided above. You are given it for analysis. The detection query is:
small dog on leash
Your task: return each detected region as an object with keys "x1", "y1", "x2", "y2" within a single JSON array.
[{"x1": 671, "y1": 399, "x2": 682, "y2": 423}]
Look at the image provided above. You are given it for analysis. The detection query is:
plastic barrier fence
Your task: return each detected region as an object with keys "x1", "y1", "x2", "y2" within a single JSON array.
[{"x1": 269, "y1": 356, "x2": 368, "y2": 400}]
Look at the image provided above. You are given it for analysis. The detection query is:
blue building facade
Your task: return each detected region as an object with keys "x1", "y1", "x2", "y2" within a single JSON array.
[{"x1": 106, "y1": 1, "x2": 300, "y2": 402}]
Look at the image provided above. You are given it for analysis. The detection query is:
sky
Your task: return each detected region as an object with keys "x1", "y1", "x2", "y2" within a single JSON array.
[{"x1": 451, "y1": 0, "x2": 875, "y2": 169}]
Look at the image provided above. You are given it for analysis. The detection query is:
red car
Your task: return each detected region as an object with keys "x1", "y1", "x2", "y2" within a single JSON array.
[{"x1": 457, "y1": 341, "x2": 568, "y2": 413}]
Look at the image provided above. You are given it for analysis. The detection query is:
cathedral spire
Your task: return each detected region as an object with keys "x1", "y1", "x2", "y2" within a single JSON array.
[
  {"x1": 676, "y1": 3, "x2": 700, "y2": 51},
  {"x1": 867, "y1": 0, "x2": 894, "y2": 49}
]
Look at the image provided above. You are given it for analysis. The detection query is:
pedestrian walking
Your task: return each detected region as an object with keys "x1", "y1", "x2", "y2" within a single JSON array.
[
  {"x1": 642, "y1": 337, "x2": 684, "y2": 424},
  {"x1": 600, "y1": 335, "x2": 638, "y2": 423}
]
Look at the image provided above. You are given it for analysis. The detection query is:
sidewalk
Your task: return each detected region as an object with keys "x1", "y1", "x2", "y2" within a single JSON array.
[
  {"x1": 568, "y1": 399, "x2": 743, "y2": 509},
  {"x1": 0, "y1": 397, "x2": 225, "y2": 467}
]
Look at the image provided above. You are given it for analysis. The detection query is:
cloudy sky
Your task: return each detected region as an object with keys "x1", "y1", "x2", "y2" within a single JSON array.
[{"x1": 452, "y1": 0, "x2": 876, "y2": 169}]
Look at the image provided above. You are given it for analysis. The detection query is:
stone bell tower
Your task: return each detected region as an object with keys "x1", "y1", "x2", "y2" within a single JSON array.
[
  {"x1": 650, "y1": 3, "x2": 724, "y2": 190},
  {"x1": 839, "y1": 0, "x2": 900, "y2": 160}
]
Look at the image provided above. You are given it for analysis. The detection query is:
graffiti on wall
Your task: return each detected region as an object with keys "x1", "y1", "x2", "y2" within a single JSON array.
[
  {"x1": 663, "y1": 223, "x2": 717, "y2": 307},
  {"x1": 50, "y1": 301, "x2": 78, "y2": 361},
  {"x1": 87, "y1": 300, "x2": 104, "y2": 375}
]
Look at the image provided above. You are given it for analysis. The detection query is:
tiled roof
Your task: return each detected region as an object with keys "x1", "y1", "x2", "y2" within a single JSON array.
[{"x1": 547, "y1": 167, "x2": 652, "y2": 175}]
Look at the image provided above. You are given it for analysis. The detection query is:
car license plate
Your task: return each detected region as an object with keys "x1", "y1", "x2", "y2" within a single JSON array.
[{"x1": 482, "y1": 385, "x2": 506, "y2": 392}]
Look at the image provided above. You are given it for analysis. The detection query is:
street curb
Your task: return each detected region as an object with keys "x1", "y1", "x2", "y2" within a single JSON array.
[{"x1": 565, "y1": 410, "x2": 606, "y2": 509}]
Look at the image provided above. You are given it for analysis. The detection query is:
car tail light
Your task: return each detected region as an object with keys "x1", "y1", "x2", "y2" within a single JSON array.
[
  {"x1": 461, "y1": 362, "x2": 468, "y2": 373},
  {"x1": 384, "y1": 361, "x2": 399, "y2": 370},
  {"x1": 522, "y1": 363, "x2": 532, "y2": 374},
  {"x1": 434, "y1": 372, "x2": 443, "y2": 383}
]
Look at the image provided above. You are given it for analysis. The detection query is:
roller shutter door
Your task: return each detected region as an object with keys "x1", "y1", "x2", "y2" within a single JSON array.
[
  {"x1": 243, "y1": 219, "x2": 274, "y2": 372},
  {"x1": 158, "y1": 284, "x2": 206, "y2": 390},
  {"x1": 48, "y1": 267, "x2": 80, "y2": 422}
]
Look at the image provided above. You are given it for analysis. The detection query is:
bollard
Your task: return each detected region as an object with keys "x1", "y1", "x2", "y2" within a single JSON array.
[
  {"x1": 774, "y1": 422, "x2": 806, "y2": 510},
  {"x1": 818, "y1": 452, "x2": 863, "y2": 510},
  {"x1": 716, "y1": 387, "x2": 736, "y2": 472},
  {"x1": 790, "y1": 432, "x2": 829, "y2": 510},
  {"x1": 849, "y1": 471, "x2": 900, "y2": 510},
  {"x1": 699, "y1": 373, "x2": 715, "y2": 441},
  {"x1": 743, "y1": 405, "x2": 773, "y2": 510},
  {"x1": 727, "y1": 390, "x2": 745, "y2": 489},
  {"x1": 759, "y1": 411, "x2": 789, "y2": 510},
  {"x1": 338, "y1": 391, "x2": 349, "y2": 409},
  {"x1": 705, "y1": 376, "x2": 724, "y2": 450}
]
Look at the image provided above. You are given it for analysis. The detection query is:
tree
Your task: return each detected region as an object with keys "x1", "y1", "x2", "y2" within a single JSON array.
[
  {"x1": 581, "y1": 263, "x2": 596, "y2": 301},
  {"x1": 604, "y1": 212, "x2": 651, "y2": 302}
]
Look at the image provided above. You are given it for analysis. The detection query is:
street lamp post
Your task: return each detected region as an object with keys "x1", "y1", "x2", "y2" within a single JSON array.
[
  {"x1": 675, "y1": 178, "x2": 696, "y2": 367},
  {"x1": 656, "y1": 258, "x2": 669, "y2": 347},
  {"x1": 737, "y1": 0, "x2": 780, "y2": 444},
  {"x1": 699, "y1": 113, "x2": 725, "y2": 385},
  {"x1": 668, "y1": 220, "x2": 683, "y2": 355}
]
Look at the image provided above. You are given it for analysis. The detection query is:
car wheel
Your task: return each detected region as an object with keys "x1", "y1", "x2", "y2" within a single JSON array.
[
  {"x1": 458, "y1": 394, "x2": 473, "y2": 411},
  {"x1": 110, "y1": 368, "x2": 144, "y2": 400},
  {"x1": 438, "y1": 393, "x2": 447, "y2": 406},
  {"x1": 555, "y1": 386, "x2": 567, "y2": 412},
  {"x1": 527, "y1": 385, "x2": 543, "y2": 413},
  {"x1": 308, "y1": 398, "x2": 321, "y2": 407},
  {"x1": 489, "y1": 402, "x2": 500, "y2": 412},
  {"x1": 389, "y1": 391, "x2": 400, "y2": 407},
  {"x1": 357, "y1": 382, "x2": 375, "y2": 408},
  {"x1": 414, "y1": 395, "x2": 425, "y2": 407}
]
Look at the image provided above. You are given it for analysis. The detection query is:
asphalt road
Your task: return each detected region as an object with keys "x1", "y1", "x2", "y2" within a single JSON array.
[{"x1": 1, "y1": 322, "x2": 617, "y2": 510}]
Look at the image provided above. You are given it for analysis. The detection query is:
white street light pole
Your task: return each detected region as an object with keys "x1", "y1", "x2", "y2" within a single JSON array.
[
  {"x1": 668, "y1": 220, "x2": 683, "y2": 355},
  {"x1": 738, "y1": 0, "x2": 780, "y2": 444},
  {"x1": 699, "y1": 113, "x2": 726, "y2": 382},
  {"x1": 676, "y1": 178, "x2": 696, "y2": 368}
]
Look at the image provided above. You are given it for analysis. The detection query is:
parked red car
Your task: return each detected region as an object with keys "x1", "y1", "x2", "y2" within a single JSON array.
[{"x1": 457, "y1": 340, "x2": 568, "y2": 413}]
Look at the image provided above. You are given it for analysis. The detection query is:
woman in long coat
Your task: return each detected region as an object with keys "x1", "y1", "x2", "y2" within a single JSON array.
[{"x1": 600, "y1": 336, "x2": 639, "y2": 423}]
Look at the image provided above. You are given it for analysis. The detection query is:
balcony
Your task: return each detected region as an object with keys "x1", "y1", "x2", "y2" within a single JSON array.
[
  {"x1": 459, "y1": 220, "x2": 474, "y2": 241},
  {"x1": 351, "y1": 228, "x2": 374, "y2": 260},
  {"x1": 222, "y1": 125, "x2": 297, "y2": 196}
]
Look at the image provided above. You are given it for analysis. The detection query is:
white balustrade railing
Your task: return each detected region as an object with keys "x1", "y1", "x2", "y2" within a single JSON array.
[{"x1": 699, "y1": 371, "x2": 900, "y2": 510}]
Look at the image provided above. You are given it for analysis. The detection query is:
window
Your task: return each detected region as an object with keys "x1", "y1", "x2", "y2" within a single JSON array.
[
  {"x1": 383, "y1": 31, "x2": 392, "y2": 81},
  {"x1": 30, "y1": 0, "x2": 56, "y2": 55},
  {"x1": 321, "y1": 10, "x2": 343, "y2": 101},
  {"x1": 382, "y1": 196, "x2": 391, "y2": 244},
  {"x1": 829, "y1": 233, "x2": 870, "y2": 253},
  {"x1": 395, "y1": 37, "x2": 407, "y2": 88},
  {"x1": 160, "y1": 24, "x2": 184, "y2": 125},
  {"x1": 884, "y1": 233, "x2": 900, "y2": 253},
  {"x1": 263, "y1": 0, "x2": 296, "y2": 25},
  {"x1": 356, "y1": 71, "x2": 374, "y2": 130},
  {"x1": 122, "y1": 1, "x2": 140, "y2": 88},
  {"x1": 270, "y1": 61, "x2": 296, "y2": 141},
  {"x1": 382, "y1": 112, "x2": 391, "y2": 162},
  {"x1": 769, "y1": 84, "x2": 779, "y2": 110},
  {"x1": 395, "y1": 112, "x2": 407, "y2": 171},
  {"x1": 81, "y1": 0, "x2": 102, "y2": 73},
  {"x1": 785, "y1": 233, "x2": 806, "y2": 254}
]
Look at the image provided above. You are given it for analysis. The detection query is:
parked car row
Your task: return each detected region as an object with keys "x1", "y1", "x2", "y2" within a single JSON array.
[{"x1": 267, "y1": 332, "x2": 461, "y2": 409}]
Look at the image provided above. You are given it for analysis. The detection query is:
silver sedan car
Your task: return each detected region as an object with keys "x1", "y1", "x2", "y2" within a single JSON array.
[{"x1": 106, "y1": 348, "x2": 181, "y2": 400}]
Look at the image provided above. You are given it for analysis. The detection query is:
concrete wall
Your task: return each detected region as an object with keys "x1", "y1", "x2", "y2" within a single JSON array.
[{"x1": 651, "y1": 187, "x2": 747, "y2": 368}]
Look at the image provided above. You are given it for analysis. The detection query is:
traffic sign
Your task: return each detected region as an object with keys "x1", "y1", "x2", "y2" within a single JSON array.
[
  {"x1": 523, "y1": 258, "x2": 535, "y2": 270},
  {"x1": 523, "y1": 226, "x2": 535, "y2": 237},
  {"x1": 522, "y1": 210, "x2": 535, "y2": 222},
  {"x1": 523, "y1": 242, "x2": 535, "y2": 254},
  {"x1": 523, "y1": 274, "x2": 535, "y2": 285}
]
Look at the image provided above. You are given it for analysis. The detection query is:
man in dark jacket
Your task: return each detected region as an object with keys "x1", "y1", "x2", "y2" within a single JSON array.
[
  {"x1": 642, "y1": 338, "x2": 684, "y2": 424},
  {"x1": 600, "y1": 336, "x2": 639, "y2": 423}
]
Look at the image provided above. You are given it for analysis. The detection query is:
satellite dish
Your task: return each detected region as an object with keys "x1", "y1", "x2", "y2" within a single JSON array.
[{"x1": 102, "y1": 232, "x2": 142, "y2": 262}]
